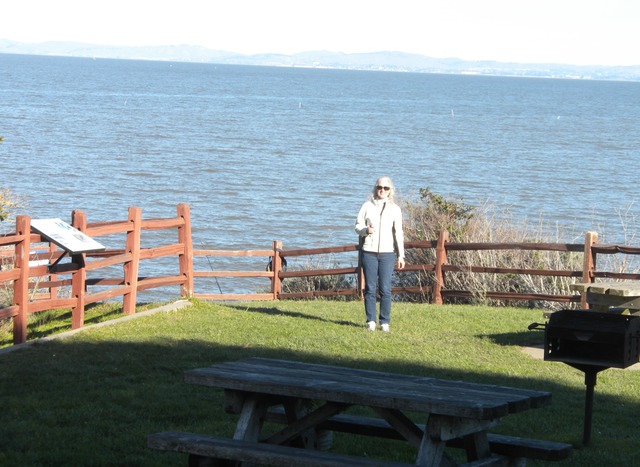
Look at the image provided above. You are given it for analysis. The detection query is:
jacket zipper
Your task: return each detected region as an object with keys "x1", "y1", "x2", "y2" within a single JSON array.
[{"x1": 377, "y1": 202, "x2": 386, "y2": 252}]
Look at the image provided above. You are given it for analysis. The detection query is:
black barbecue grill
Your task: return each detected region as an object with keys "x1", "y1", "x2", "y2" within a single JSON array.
[{"x1": 541, "y1": 309, "x2": 640, "y2": 445}]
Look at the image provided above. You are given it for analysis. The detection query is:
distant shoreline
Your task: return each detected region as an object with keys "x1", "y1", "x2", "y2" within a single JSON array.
[{"x1": 1, "y1": 39, "x2": 639, "y2": 82}]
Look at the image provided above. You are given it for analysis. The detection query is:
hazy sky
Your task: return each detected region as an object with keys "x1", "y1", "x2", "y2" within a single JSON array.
[{"x1": 3, "y1": 0, "x2": 639, "y2": 66}]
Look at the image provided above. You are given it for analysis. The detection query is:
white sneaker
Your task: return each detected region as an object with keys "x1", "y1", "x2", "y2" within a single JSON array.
[
  {"x1": 381, "y1": 323, "x2": 390, "y2": 332},
  {"x1": 366, "y1": 321, "x2": 376, "y2": 331}
]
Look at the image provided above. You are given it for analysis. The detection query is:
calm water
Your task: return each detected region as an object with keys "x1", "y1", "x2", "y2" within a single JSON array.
[{"x1": 1, "y1": 54, "x2": 640, "y2": 291}]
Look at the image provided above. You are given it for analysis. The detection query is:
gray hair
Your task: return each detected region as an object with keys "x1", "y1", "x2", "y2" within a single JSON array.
[{"x1": 369, "y1": 176, "x2": 396, "y2": 202}]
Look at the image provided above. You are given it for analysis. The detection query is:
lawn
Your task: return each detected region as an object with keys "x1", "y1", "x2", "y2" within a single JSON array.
[{"x1": 0, "y1": 300, "x2": 638, "y2": 465}]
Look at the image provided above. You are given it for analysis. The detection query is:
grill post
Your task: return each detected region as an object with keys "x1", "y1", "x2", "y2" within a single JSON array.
[{"x1": 582, "y1": 367, "x2": 601, "y2": 446}]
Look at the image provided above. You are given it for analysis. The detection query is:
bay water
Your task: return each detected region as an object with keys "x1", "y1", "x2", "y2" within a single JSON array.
[{"x1": 1, "y1": 54, "x2": 639, "y2": 297}]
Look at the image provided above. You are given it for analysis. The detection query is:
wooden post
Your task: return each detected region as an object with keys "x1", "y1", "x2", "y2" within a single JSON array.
[
  {"x1": 581, "y1": 231, "x2": 598, "y2": 309},
  {"x1": 12, "y1": 215, "x2": 30, "y2": 344},
  {"x1": 49, "y1": 243, "x2": 59, "y2": 300},
  {"x1": 123, "y1": 207, "x2": 141, "y2": 314},
  {"x1": 271, "y1": 240, "x2": 283, "y2": 299},
  {"x1": 71, "y1": 210, "x2": 87, "y2": 329},
  {"x1": 177, "y1": 203, "x2": 194, "y2": 298},
  {"x1": 433, "y1": 230, "x2": 449, "y2": 305}
]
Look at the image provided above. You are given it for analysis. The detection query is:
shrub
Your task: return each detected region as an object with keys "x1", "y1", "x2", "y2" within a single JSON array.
[
  {"x1": 1, "y1": 187, "x2": 24, "y2": 309},
  {"x1": 399, "y1": 187, "x2": 584, "y2": 309},
  {"x1": 0, "y1": 187, "x2": 23, "y2": 223}
]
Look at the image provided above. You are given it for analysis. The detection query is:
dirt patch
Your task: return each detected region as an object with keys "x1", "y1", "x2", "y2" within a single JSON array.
[{"x1": 521, "y1": 345, "x2": 544, "y2": 360}]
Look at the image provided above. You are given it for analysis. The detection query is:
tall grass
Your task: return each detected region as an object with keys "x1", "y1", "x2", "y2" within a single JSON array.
[{"x1": 1, "y1": 299, "x2": 639, "y2": 465}]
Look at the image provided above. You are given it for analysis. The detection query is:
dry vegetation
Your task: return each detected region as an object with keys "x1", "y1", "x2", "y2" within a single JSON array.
[{"x1": 399, "y1": 187, "x2": 585, "y2": 308}]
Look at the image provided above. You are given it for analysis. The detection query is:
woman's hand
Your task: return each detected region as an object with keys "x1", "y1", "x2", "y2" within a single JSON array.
[{"x1": 397, "y1": 258, "x2": 406, "y2": 269}]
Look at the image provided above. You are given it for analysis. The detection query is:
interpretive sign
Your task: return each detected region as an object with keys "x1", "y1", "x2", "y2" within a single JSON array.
[{"x1": 31, "y1": 218, "x2": 106, "y2": 254}]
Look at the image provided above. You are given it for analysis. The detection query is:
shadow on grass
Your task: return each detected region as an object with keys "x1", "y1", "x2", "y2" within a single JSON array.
[
  {"x1": 1, "y1": 302, "x2": 160, "y2": 347},
  {"x1": 227, "y1": 304, "x2": 360, "y2": 328},
  {"x1": 1, "y1": 306, "x2": 637, "y2": 465},
  {"x1": 481, "y1": 329, "x2": 546, "y2": 348}
]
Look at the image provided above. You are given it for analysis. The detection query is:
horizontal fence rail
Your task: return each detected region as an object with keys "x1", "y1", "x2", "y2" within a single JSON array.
[{"x1": 193, "y1": 243, "x2": 277, "y2": 301}]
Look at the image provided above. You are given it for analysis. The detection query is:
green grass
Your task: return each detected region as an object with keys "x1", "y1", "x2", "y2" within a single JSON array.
[{"x1": 1, "y1": 300, "x2": 639, "y2": 466}]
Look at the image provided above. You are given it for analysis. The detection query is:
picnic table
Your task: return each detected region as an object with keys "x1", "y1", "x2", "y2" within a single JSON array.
[
  {"x1": 571, "y1": 281, "x2": 640, "y2": 313},
  {"x1": 148, "y1": 357, "x2": 571, "y2": 466}
]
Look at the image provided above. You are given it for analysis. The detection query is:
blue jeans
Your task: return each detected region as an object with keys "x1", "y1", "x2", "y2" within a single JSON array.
[{"x1": 361, "y1": 251, "x2": 396, "y2": 324}]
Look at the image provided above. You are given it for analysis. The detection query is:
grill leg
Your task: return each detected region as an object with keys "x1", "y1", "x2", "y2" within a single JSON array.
[{"x1": 583, "y1": 369, "x2": 598, "y2": 446}]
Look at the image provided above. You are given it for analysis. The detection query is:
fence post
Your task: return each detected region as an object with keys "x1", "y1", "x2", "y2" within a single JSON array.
[
  {"x1": 580, "y1": 231, "x2": 598, "y2": 309},
  {"x1": 71, "y1": 210, "x2": 87, "y2": 328},
  {"x1": 433, "y1": 230, "x2": 449, "y2": 305},
  {"x1": 123, "y1": 207, "x2": 141, "y2": 314},
  {"x1": 271, "y1": 240, "x2": 283, "y2": 299},
  {"x1": 12, "y1": 215, "x2": 30, "y2": 344},
  {"x1": 177, "y1": 203, "x2": 194, "y2": 298}
]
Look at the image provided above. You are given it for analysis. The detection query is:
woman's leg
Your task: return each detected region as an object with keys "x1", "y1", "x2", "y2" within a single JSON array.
[
  {"x1": 361, "y1": 252, "x2": 379, "y2": 323},
  {"x1": 377, "y1": 252, "x2": 396, "y2": 325}
]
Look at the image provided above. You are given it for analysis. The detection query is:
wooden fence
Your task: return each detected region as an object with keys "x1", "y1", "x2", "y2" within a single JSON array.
[
  {"x1": 0, "y1": 204, "x2": 193, "y2": 345},
  {"x1": 5, "y1": 202, "x2": 640, "y2": 347},
  {"x1": 192, "y1": 230, "x2": 640, "y2": 310}
]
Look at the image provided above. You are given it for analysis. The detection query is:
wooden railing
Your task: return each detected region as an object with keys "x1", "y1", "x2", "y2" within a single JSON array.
[
  {"x1": 5, "y1": 201, "x2": 640, "y2": 347},
  {"x1": 193, "y1": 241, "x2": 362, "y2": 301},
  {"x1": 1, "y1": 204, "x2": 193, "y2": 345},
  {"x1": 192, "y1": 230, "x2": 640, "y2": 309}
]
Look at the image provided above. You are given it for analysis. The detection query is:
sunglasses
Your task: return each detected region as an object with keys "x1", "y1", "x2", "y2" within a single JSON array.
[{"x1": 376, "y1": 186, "x2": 391, "y2": 191}]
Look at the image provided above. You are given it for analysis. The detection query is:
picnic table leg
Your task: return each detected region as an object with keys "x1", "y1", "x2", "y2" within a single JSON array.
[
  {"x1": 282, "y1": 398, "x2": 317, "y2": 448},
  {"x1": 416, "y1": 414, "x2": 449, "y2": 466},
  {"x1": 461, "y1": 431, "x2": 491, "y2": 461},
  {"x1": 265, "y1": 400, "x2": 348, "y2": 448},
  {"x1": 233, "y1": 394, "x2": 268, "y2": 441},
  {"x1": 372, "y1": 407, "x2": 424, "y2": 448},
  {"x1": 416, "y1": 434, "x2": 446, "y2": 466},
  {"x1": 187, "y1": 394, "x2": 269, "y2": 467},
  {"x1": 418, "y1": 414, "x2": 500, "y2": 466}
]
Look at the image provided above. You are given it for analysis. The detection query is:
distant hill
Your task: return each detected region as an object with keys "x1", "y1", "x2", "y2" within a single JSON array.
[{"x1": 1, "y1": 39, "x2": 639, "y2": 82}]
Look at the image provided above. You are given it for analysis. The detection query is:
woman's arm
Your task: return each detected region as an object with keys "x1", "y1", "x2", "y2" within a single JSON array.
[{"x1": 355, "y1": 202, "x2": 372, "y2": 236}]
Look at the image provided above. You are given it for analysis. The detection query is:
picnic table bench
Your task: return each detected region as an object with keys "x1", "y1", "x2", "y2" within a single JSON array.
[
  {"x1": 147, "y1": 431, "x2": 415, "y2": 466},
  {"x1": 148, "y1": 357, "x2": 572, "y2": 466},
  {"x1": 264, "y1": 407, "x2": 572, "y2": 462}
]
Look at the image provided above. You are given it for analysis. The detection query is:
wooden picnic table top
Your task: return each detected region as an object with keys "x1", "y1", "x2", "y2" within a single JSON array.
[
  {"x1": 571, "y1": 281, "x2": 640, "y2": 296},
  {"x1": 184, "y1": 357, "x2": 551, "y2": 421}
]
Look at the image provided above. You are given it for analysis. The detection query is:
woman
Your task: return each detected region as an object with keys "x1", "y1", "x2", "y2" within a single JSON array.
[{"x1": 355, "y1": 176, "x2": 405, "y2": 332}]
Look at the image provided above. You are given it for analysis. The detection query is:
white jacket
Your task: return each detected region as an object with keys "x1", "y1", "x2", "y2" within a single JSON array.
[{"x1": 355, "y1": 198, "x2": 405, "y2": 258}]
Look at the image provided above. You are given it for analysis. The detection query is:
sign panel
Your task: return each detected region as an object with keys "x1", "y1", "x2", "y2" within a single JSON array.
[{"x1": 31, "y1": 218, "x2": 106, "y2": 254}]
